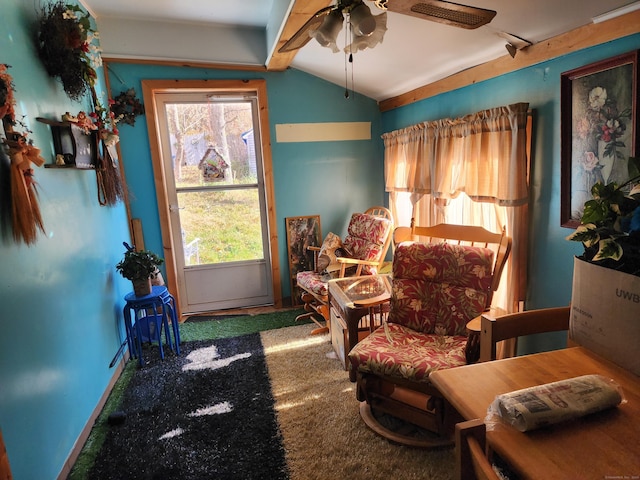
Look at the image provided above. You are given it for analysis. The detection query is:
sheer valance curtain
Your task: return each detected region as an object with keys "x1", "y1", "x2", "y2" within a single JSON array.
[{"x1": 383, "y1": 102, "x2": 531, "y2": 314}]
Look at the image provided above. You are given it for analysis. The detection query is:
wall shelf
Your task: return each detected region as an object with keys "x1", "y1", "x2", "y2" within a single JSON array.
[
  {"x1": 44, "y1": 164, "x2": 94, "y2": 170},
  {"x1": 37, "y1": 116, "x2": 98, "y2": 168}
]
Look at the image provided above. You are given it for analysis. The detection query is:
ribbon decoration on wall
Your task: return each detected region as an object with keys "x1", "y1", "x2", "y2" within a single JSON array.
[{"x1": 1, "y1": 64, "x2": 46, "y2": 245}]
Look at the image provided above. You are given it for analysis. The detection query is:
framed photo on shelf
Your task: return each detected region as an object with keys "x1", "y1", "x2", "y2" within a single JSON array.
[
  {"x1": 560, "y1": 50, "x2": 639, "y2": 228},
  {"x1": 285, "y1": 215, "x2": 322, "y2": 305}
]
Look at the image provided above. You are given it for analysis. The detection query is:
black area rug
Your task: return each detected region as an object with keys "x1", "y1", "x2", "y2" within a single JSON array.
[{"x1": 89, "y1": 334, "x2": 289, "y2": 480}]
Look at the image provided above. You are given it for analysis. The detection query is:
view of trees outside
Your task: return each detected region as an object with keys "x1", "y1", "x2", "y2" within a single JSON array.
[{"x1": 165, "y1": 100, "x2": 265, "y2": 265}]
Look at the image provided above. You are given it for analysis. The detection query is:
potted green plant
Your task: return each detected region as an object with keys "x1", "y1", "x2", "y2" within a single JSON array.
[
  {"x1": 116, "y1": 243, "x2": 164, "y2": 296},
  {"x1": 566, "y1": 156, "x2": 640, "y2": 275}
]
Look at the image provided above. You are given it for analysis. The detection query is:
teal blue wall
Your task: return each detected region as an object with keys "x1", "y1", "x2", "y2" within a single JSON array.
[
  {"x1": 106, "y1": 63, "x2": 385, "y2": 300},
  {"x1": 0, "y1": 1, "x2": 131, "y2": 479},
  {"x1": 382, "y1": 34, "x2": 640, "y2": 352}
]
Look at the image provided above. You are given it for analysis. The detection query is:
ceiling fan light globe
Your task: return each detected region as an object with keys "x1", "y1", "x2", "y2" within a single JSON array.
[
  {"x1": 310, "y1": 10, "x2": 344, "y2": 52},
  {"x1": 350, "y1": 3, "x2": 376, "y2": 36},
  {"x1": 344, "y1": 12, "x2": 387, "y2": 52}
]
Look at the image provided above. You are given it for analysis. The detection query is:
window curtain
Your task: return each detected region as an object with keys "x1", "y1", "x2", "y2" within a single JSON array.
[{"x1": 384, "y1": 103, "x2": 530, "y2": 315}]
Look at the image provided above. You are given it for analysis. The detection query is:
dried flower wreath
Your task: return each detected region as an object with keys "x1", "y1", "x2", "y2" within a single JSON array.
[
  {"x1": 37, "y1": 1, "x2": 101, "y2": 101},
  {"x1": 111, "y1": 88, "x2": 145, "y2": 126}
]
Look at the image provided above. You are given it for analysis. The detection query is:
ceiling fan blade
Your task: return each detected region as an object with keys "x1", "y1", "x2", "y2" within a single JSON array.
[
  {"x1": 380, "y1": 0, "x2": 496, "y2": 29},
  {"x1": 279, "y1": 6, "x2": 336, "y2": 53}
]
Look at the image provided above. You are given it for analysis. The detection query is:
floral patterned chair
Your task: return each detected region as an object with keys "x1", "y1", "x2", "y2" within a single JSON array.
[
  {"x1": 296, "y1": 207, "x2": 393, "y2": 334},
  {"x1": 348, "y1": 224, "x2": 511, "y2": 447}
]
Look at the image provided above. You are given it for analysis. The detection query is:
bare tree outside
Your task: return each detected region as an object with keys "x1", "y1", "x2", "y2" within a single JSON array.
[{"x1": 165, "y1": 100, "x2": 263, "y2": 265}]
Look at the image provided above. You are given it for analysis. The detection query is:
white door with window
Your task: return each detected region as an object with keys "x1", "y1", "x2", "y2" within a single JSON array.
[{"x1": 154, "y1": 91, "x2": 273, "y2": 314}]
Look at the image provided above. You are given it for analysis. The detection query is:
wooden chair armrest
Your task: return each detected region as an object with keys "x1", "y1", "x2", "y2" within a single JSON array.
[
  {"x1": 336, "y1": 257, "x2": 379, "y2": 266},
  {"x1": 481, "y1": 306, "x2": 570, "y2": 337},
  {"x1": 335, "y1": 257, "x2": 381, "y2": 278},
  {"x1": 479, "y1": 306, "x2": 570, "y2": 362},
  {"x1": 477, "y1": 306, "x2": 507, "y2": 323}
]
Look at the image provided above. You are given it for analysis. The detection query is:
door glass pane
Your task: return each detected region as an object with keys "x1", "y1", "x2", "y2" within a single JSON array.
[
  {"x1": 178, "y1": 189, "x2": 264, "y2": 265},
  {"x1": 166, "y1": 102, "x2": 257, "y2": 188}
]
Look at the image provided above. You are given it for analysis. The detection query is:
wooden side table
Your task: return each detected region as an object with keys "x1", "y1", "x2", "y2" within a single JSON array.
[{"x1": 328, "y1": 275, "x2": 391, "y2": 370}]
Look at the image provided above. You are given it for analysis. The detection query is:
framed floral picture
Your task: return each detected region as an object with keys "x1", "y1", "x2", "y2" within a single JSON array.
[
  {"x1": 560, "y1": 50, "x2": 639, "y2": 228},
  {"x1": 285, "y1": 215, "x2": 322, "y2": 305}
]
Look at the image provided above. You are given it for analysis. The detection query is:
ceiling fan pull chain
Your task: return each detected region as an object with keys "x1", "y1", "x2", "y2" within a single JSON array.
[
  {"x1": 344, "y1": 20, "x2": 351, "y2": 99},
  {"x1": 344, "y1": 50, "x2": 350, "y2": 98},
  {"x1": 344, "y1": 53, "x2": 355, "y2": 98},
  {"x1": 349, "y1": 53, "x2": 355, "y2": 99}
]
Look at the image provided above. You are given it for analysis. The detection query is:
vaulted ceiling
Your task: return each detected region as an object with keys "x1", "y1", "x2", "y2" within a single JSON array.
[{"x1": 81, "y1": 0, "x2": 640, "y2": 102}]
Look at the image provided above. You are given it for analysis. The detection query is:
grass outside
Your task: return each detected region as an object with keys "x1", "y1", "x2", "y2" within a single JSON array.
[{"x1": 177, "y1": 166, "x2": 264, "y2": 265}]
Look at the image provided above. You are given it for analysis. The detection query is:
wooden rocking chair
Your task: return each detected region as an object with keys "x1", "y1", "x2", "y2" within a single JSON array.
[
  {"x1": 295, "y1": 206, "x2": 393, "y2": 334},
  {"x1": 348, "y1": 223, "x2": 511, "y2": 447}
]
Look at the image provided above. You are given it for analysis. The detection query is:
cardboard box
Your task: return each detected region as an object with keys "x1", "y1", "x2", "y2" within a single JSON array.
[{"x1": 570, "y1": 257, "x2": 640, "y2": 376}]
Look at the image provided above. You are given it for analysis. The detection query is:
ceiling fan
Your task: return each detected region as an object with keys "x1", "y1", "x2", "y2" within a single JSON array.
[{"x1": 279, "y1": 0, "x2": 497, "y2": 54}]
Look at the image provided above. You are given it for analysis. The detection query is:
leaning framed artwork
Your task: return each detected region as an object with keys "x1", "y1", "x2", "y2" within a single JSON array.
[
  {"x1": 285, "y1": 215, "x2": 322, "y2": 305},
  {"x1": 560, "y1": 50, "x2": 639, "y2": 228}
]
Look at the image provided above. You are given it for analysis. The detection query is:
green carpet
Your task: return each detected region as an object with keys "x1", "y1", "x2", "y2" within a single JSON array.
[
  {"x1": 68, "y1": 308, "x2": 308, "y2": 480},
  {"x1": 180, "y1": 308, "x2": 309, "y2": 342}
]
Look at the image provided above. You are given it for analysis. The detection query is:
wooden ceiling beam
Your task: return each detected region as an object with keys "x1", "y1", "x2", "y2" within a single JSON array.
[
  {"x1": 379, "y1": 10, "x2": 640, "y2": 111},
  {"x1": 267, "y1": 0, "x2": 333, "y2": 72}
]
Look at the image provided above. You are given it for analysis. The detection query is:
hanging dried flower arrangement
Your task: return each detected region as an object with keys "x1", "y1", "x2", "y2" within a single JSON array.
[
  {"x1": 111, "y1": 88, "x2": 145, "y2": 126},
  {"x1": 37, "y1": 1, "x2": 101, "y2": 101},
  {"x1": 89, "y1": 92, "x2": 126, "y2": 206},
  {"x1": 35, "y1": 2, "x2": 126, "y2": 207},
  {"x1": 90, "y1": 98, "x2": 120, "y2": 146},
  {"x1": 1, "y1": 65, "x2": 46, "y2": 245},
  {"x1": 0, "y1": 64, "x2": 16, "y2": 126}
]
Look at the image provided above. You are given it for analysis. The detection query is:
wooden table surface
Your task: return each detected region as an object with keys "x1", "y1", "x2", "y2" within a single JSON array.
[{"x1": 430, "y1": 346, "x2": 640, "y2": 480}]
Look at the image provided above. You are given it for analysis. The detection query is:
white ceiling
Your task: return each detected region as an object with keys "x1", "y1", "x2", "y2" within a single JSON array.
[{"x1": 80, "y1": 0, "x2": 640, "y2": 102}]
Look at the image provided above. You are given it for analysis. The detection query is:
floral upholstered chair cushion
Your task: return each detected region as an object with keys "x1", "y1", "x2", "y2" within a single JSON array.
[
  {"x1": 349, "y1": 323, "x2": 469, "y2": 382},
  {"x1": 348, "y1": 241, "x2": 494, "y2": 383},
  {"x1": 342, "y1": 213, "x2": 392, "y2": 275},
  {"x1": 391, "y1": 242, "x2": 494, "y2": 336},
  {"x1": 296, "y1": 270, "x2": 330, "y2": 297}
]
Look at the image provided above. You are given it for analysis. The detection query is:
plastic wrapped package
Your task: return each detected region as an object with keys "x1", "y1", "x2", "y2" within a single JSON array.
[{"x1": 485, "y1": 374, "x2": 625, "y2": 432}]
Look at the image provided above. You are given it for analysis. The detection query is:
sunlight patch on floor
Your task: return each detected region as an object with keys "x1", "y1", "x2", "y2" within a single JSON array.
[
  {"x1": 275, "y1": 393, "x2": 322, "y2": 411},
  {"x1": 263, "y1": 334, "x2": 328, "y2": 355},
  {"x1": 275, "y1": 400, "x2": 306, "y2": 411}
]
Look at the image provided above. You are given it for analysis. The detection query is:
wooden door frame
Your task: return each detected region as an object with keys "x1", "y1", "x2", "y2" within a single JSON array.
[{"x1": 140, "y1": 79, "x2": 282, "y2": 317}]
